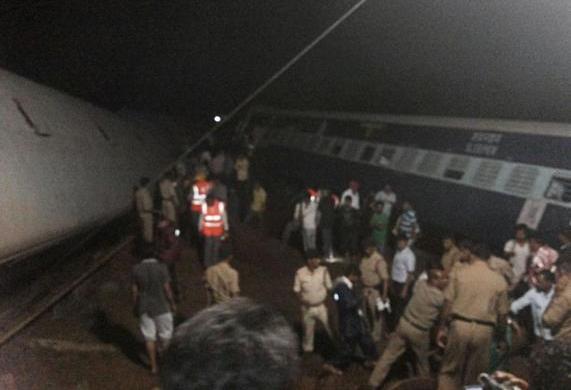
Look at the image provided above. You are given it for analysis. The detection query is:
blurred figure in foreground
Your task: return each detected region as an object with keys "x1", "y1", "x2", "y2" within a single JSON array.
[{"x1": 161, "y1": 299, "x2": 299, "y2": 390}]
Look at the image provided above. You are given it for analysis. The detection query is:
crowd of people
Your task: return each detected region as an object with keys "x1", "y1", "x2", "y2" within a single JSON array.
[{"x1": 130, "y1": 138, "x2": 571, "y2": 390}]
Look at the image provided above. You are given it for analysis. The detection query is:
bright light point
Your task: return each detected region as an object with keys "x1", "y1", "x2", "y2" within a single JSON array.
[{"x1": 213, "y1": 115, "x2": 222, "y2": 123}]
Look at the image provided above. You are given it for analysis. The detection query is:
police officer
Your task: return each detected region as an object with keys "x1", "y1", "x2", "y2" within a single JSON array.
[
  {"x1": 360, "y1": 240, "x2": 389, "y2": 342},
  {"x1": 135, "y1": 177, "x2": 154, "y2": 243},
  {"x1": 436, "y1": 242, "x2": 510, "y2": 390},
  {"x1": 198, "y1": 195, "x2": 229, "y2": 268},
  {"x1": 293, "y1": 250, "x2": 333, "y2": 353},
  {"x1": 369, "y1": 267, "x2": 448, "y2": 388},
  {"x1": 543, "y1": 255, "x2": 571, "y2": 341},
  {"x1": 205, "y1": 243, "x2": 240, "y2": 305},
  {"x1": 440, "y1": 234, "x2": 462, "y2": 274}
]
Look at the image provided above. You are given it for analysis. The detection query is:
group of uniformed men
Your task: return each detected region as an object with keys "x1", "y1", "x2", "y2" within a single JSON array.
[{"x1": 291, "y1": 182, "x2": 571, "y2": 389}]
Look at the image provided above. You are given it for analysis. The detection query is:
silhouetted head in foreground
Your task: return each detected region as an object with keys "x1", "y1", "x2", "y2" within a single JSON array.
[{"x1": 161, "y1": 298, "x2": 299, "y2": 390}]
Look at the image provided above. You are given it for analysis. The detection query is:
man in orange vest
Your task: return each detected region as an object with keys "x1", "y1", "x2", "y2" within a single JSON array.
[
  {"x1": 188, "y1": 168, "x2": 212, "y2": 231},
  {"x1": 199, "y1": 194, "x2": 229, "y2": 268}
]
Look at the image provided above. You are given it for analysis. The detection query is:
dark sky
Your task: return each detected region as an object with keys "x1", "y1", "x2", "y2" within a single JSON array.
[{"x1": 2, "y1": 0, "x2": 570, "y2": 123}]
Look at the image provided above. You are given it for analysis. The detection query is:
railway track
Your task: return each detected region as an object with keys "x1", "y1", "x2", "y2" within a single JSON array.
[{"x1": 0, "y1": 217, "x2": 134, "y2": 348}]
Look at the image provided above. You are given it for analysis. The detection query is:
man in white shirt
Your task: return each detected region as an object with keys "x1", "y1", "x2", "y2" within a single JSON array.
[
  {"x1": 390, "y1": 234, "x2": 416, "y2": 329},
  {"x1": 374, "y1": 184, "x2": 396, "y2": 217},
  {"x1": 503, "y1": 224, "x2": 531, "y2": 287},
  {"x1": 341, "y1": 180, "x2": 360, "y2": 210},
  {"x1": 510, "y1": 270, "x2": 555, "y2": 341},
  {"x1": 295, "y1": 195, "x2": 319, "y2": 252},
  {"x1": 293, "y1": 250, "x2": 333, "y2": 353}
]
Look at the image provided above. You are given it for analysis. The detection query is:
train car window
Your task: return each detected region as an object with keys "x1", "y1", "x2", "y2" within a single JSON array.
[
  {"x1": 330, "y1": 140, "x2": 346, "y2": 156},
  {"x1": 325, "y1": 120, "x2": 368, "y2": 139},
  {"x1": 544, "y1": 176, "x2": 571, "y2": 203},
  {"x1": 317, "y1": 137, "x2": 333, "y2": 153},
  {"x1": 343, "y1": 140, "x2": 361, "y2": 160},
  {"x1": 273, "y1": 116, "x2": 321, "y2": 133},
  {"x1": 472, "y1": 160, "x2": 502, "y2": 188},
  {"x1": 378, "y1": 147, "x2": 396, "y2": 166},
  {"x1": 443, "y1": 156, "x2": 470, "y2": 180},
  {"x1": 13, "y1": 98, "x2": 51, "y2": 137},
  {"x1": 417, "y1": 152, "x2": 443, "y2": 175},
  {"x1": 395, "y1": 148, "x2": 420, "y2": 172},
  {"x1": 306, "y1": 135, "x2": 320, "y2": 151},
  {"x1": 359, "y1": 145, "x2": 376, "y2": 162},
  {"x1": 504, "y1": 165, "x2": 540, "y2": 196}
]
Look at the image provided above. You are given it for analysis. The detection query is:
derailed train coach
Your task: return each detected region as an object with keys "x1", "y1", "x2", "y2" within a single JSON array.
[
  {"x1": 246, "y1": 106, "x2": 571, "y2": 250},
  {"x1": 0, "y1": 68, "x2": 188, "y2": 264}
]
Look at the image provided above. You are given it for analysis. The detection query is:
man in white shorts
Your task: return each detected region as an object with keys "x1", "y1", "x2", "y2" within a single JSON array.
[{"x1": 132, "y1": 245, "x2": 176, "y2": 374}]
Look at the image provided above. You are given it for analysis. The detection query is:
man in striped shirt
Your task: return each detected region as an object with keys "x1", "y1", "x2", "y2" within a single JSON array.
[{"x1": 394, "y1": 201, "x2": 419, "y2": 243}]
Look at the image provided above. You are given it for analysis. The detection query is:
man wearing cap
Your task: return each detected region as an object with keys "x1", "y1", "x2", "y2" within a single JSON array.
[
  {"x1": 293, "y1": 250, "x2": 333, "y2": 353},
  {"x1": 205, "y1": 243, "x2": 240, "y2": 305}
]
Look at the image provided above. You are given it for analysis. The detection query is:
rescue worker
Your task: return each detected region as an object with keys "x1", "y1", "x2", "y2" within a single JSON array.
[
  {"x1": 440, "y1": 234, "x2": 462, "y2": 274},
  {"x1": 542, "y1": 255, "x2": 571, "y2": 341},
  {"x1": 332, "y1": 264, "x2": 378, "y2": 365},
  {"x1": 135, "y1": 177, "x2": 154, "y2": 243},
  {"x1": 360, "y1": 240, "x2": 389, "y2": 342},
  {"x1": 160, "y1": 171, "x2": 179, "y2": 224},
  {"x1": 293, "y1": 250, "x2": 333, "y2": 353},
  {"x1": 205, "y1": 243, "x2": 240, "y2": 305},
  {"x1": 436, "y1": 242, "x2": 510, "y2": 390},
  {"x1": 198, "y1": 195, "x2": 229, "y2": 268},
  {"x1": 368, "y1": 267, "x2": 448, "y2": 389},
  {"x1": 188, "y1": 167, "x2": 212, "y2": 231}
]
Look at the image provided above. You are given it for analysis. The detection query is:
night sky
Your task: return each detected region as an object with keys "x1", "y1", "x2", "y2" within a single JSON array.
[{"x1": 2, "y1": 0, "x2": 570, "y2": 123}]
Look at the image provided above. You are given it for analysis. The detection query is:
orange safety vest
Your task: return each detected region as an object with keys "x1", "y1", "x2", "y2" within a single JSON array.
[
  {"x1": 190, "y1": 179, "x2": 212, "y2": 213},
  {"x1": 201, "y1": 200, "x2": 226, "y2": 237}
]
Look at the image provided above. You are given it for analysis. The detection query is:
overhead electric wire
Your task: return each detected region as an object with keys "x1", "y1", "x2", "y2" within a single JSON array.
[{"x1": 156, "y1": 0, "x2": 371, "y2": 179}]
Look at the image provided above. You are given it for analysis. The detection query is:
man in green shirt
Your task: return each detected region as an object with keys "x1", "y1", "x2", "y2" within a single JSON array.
[{"x1": 370, "y1": 202, "x2": 389, "y2": 252}]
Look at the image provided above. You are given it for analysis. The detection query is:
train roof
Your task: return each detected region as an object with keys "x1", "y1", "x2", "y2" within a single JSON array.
[{"x1": 251, "y1": 106, "x2": 571, "y2": 138}]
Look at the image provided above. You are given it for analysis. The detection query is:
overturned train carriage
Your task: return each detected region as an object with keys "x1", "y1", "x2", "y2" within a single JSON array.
[
  {"x1": 247, "y1": 106, "x2": 571, "y2": 249},
  {"x1": 0, "y1": 68, "x2": 188, "y2": 263}
]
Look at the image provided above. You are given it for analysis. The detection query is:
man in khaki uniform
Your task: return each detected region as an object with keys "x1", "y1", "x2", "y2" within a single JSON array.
[
  {"x1": 436, "y1": 242, "x2": 510, "y2": 390},
  {"x1": 293, "y1": 249, "x2": 333, "y2": 353},
  {"x1": 360, "y1": 241, "x2": 389, "y2": 342},
  {"x1": 160, "y1": 171, "x2": 179, "y2": 224},
  {"x1": 441, "y1": 235, "x2": 462, "y2": 274},
  {"x1": 369, "y1": 268, "x2": 448, "y2": 388},
  {"x1": 135, "y1": 177, "x2": 154, "y2": 243},
  {"x1": 205, "y1": 244, "x2": 240, "y2": 305},
  {"x1": 488, "y1": 255, "x2": 515, "y2": 286},
  {"x1": 543, "y1": 256, "x2": 571, "y2": 341}
]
